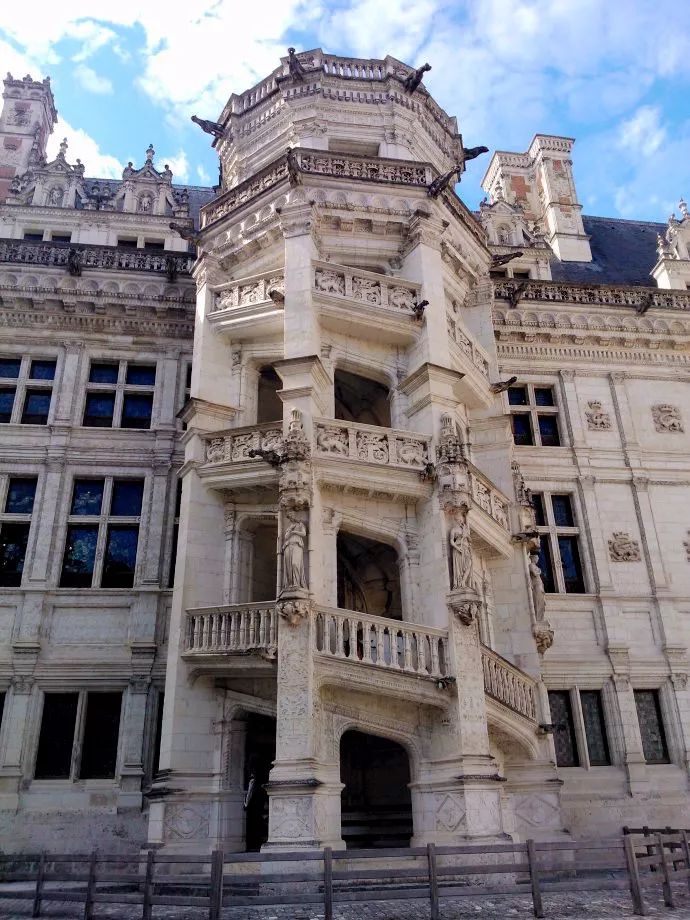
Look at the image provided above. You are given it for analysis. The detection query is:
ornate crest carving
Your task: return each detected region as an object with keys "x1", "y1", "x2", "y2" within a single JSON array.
[
  {"x1": 608, "y1": 532, "x2": 641, "y2": 562},
  {"x1": 585, "y1": 400, "x2": 612, "y2": 430},
  {"x1": 652, "y1": 404, "x2": 684, "y2": 433}
]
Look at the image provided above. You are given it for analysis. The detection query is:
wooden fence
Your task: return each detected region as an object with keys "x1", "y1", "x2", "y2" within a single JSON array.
[{"x1": 1, "y1": 834, "x2": 689, "y2": 919}]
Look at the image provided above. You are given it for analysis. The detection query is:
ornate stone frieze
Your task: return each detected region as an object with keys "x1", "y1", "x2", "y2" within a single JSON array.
[
  {"x1": 298, "y1": 149, "x2": 431, "y2": 187},
  {"x1": 585, "y1": 400, "x2": 612, "y2": 430},
  {"x1": 652, "y1": 404, "x2": 684, "y2": 432},
  {"x1": 202, "y1": 157, "x2": 289, "y2": 227},
  {"x1": 314, "y1": 418, "x2": 429, "y2": 469},
  {"x1": 212, "y1": 272, "x2": 285, "y2": 311},
  {"x1": 493, "y1": 278, "x2": 690, "y2": 312},
  {"x1": 608, "y1": 532, "x2": 642, "y2": 562},
  {"x1": 313, "y1": 262, "x2": 419, "y2": 314},
  {"x1": 0, "y1": 238, "x2": 193, "y2": 277},
  {"x1": 205, "y1": 423, "x2": 283, "y2": 464},
  {"x1": 446, "y1": 313, "x2": 490, "y2": 378}
]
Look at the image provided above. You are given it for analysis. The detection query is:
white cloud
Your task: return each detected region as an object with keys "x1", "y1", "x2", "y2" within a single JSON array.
[
  {"x1": 66, "y1": 20, "x2": 119, "y2": 62},
  {"x1": 197, "y1": 164, "x2": 211, "y2": 183},
  {"x1": 46, "y1": 119, "x2": 123, "y2": 178},
  {"x1": 159, "y1": 150, "x2": 190, "y2": 183},
  {"x1": 617, "y1": 106, "x2": 667, "y2": 158},
  {"x1": 73, "y1": 63, "x2": 113, "y2": 94}
]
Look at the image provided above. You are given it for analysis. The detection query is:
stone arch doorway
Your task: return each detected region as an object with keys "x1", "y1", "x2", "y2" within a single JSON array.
[
  {"x1": 243, "y1": 713, "x2": 276, "y2": 852},
  {"x1": 334, "y1": 368, "x2": 391, "y2": 427},
  {"x1": 336, "y1": 531, "x2": 402, "y2": 620},
  {"x1": 340, "y1": 729, "x2": 412, "y2": 848},
  {"x1": 256, "y1": 365, "x2": 282, "y2": 423}
]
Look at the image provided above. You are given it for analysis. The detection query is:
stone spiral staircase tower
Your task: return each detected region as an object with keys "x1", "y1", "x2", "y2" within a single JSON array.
[{"x1": 149, "y1": 50, "x2": 563, "y2": 853}]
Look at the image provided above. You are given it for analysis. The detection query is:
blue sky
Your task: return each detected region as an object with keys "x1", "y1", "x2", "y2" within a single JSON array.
[{"x1": 1, "y1": 0, "x2": 688, "y2": 220}]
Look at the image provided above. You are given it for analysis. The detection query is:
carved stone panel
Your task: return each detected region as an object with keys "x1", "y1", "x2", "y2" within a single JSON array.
[
  {"x1": 652, "y1": 404, "x2": 684, "y2": 433},
  {"x1": 608, "y1": 532, "x2": 642, "y2": 562},
  {"x1": 585, "y1": 400, "x2": 612, "y2": 430}
]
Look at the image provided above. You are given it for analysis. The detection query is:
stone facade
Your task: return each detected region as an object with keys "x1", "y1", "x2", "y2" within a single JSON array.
[{"x1": 0, "y1": 52, "x2": 688, "y2": 855}]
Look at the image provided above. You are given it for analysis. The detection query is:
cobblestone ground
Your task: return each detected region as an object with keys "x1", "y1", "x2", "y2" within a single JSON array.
[{"x1": 3, "y1": 888, "x2": 690, "y2": 920}]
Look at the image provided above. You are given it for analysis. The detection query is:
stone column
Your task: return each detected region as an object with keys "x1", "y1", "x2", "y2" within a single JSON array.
[
  {"x1": 279, "y1": 197, "x2": 320, "y2": 359},
  {"x1": 611, "y1": 671, "x2": 649, "y2": 794},
  {"x1": 54, "y1": 340, "x2": 84, "y2": 424},
  {"x1": 219, "y1": 717, "x2": 247, "y2": 852},
  {"x1": 0, "y1": 677, "x2": 34, "y2": 803},
  {"x1": 119, "y1": 678, "x2": 151, "y2": 807}
]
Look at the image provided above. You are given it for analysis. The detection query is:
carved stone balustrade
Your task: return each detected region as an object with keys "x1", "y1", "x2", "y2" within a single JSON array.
[
  {"x1": 207, "y1": 271, "x2": 285, "y2": 338},
  {"x1": 184, "y1": 603, "x2": 277, "y2": 658},
  {"x1": 298, "y1": 151, "x2": 432, "y2": 188},
  {"x1": 493, "y1": 278, "x2": 690, "y2": 312},
  {"x1": 204, "y1": 423, "x2": 283, "y2": 465},
  {"x1": 314, "y1": 607, "x2": 449, "y2": 681},
  {"x1": 0, "y1": 238, "x2": 194, "y2": 276},
  {"x1": 211, "y1": 271, "x2": 285, "y2": 312},
  {"x1": 481, "y1": 645, "x2": 537, "y2": 722},
  {"x1": 313, "y1": 261, "x2": 421, "y2": 314},
  {"x1": 469, "y1": 466, "x2": 510, "y2": 532},
  {"x1": 446, "y1": 311, "x2": 490, "y2": 381},
  {"x1": 314, "y1": 417, "x2": 430, "y2": 471}
]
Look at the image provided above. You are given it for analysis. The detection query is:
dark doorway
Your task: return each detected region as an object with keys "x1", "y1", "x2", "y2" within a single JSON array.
[
  {"x1": 334, "y1": 369, "x2": 391, "y2": 427},
  {"x1": 337, "y1": 531, "x2": 402, "y2": 619},
  {"x1": 248, "y1": 521, "x2": 278, "y2": 602},
  {"x1": 256, "y1": 366, "x2": 282, "y2": 424},
  {"x1": 340, "y1": 730, "x2": 412, "y2": 848},
  {"x1": 244, "y1": 713, "x2": 276, "y2": 852}
]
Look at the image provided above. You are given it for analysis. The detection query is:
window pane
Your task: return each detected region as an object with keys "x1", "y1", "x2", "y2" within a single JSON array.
[
  {"x1": 0, "y1": 358, "x2": 21, "y2": 378},
  {"x1": 34, "y1": 693, "x2": 79, "y2": 779},
  {"x1": 548, "y1": 690, "x2": 579, "y2": 767},
  {"x1": 634, "y1": 690, "x2": 670, "y2": 764},
  {"x1": 558, "y1": 536, "x2": 585, "y2": 593},
  {"x1": 538, "y1": 414, "x2": 561, "y2": 446},
  {"x1": 534, "y1": 387, "x2": 555, "y2": 406},
  {"x1": 551, "y1": 494, "x2": 575, "y2": 527},
  {"x1": 0, "y1": 522, "x2": 30, "y2": 587},
  {"x1": 83, "y1": 392, "x2": 115, "y2": 427},
  {"x1": 79, "y1": 692, "x2": 122, "y2": 779},
  {"x1": 0, "y1": 387, "x2": 16, "y2": 423},
  {"x1": 511, "y1": 413, "x2": 534, "y2": 446},
  {"x1": 5, "y1": 477, "x2": 37, "y2": 514},
  {"x1": 508, "y1": 386, "x2": 528, "y2": 406},
  {"x1": 110, "y1": 480, "x2": 144, "y2": 516},
  {"x1": 23, "y1": 232, "x2": 43, "y2": 241},
  {"x1": 88, "y1": 362, "x2": 118, "y2": 384},
  {"x1": 168, "y1": 522, "x2": 179, "y2": 588},
  {"x1": 30, "y1": 360, "x2": 56, "y2": 381},
  {"x1": 70, "y1": 480, "x2": 104, "y2": 516},
  {"x1": 101, "y1": 525, "x2": 139, "y2": 588},
  {"x1": 21, "y1": 390, "x2": 51, "y2": 424},
  {"x1": 581, "y1": 691, "x2": 611, "y2": 766},
  {"x1": 538, "y1": 537, "x2": 556, "y2": 594},
  {"x1": 125, "y1": 364, "x2": 156, "y2": 386},
  {"x1": 531, "y1": 493, "x2": 546, "y2": 527},
  {"x1": 60, "y1": 524, "x2": 98, "y2": 587},
  {"x1": 121, "y1": 393, "x2": 153, "y2": 429}
]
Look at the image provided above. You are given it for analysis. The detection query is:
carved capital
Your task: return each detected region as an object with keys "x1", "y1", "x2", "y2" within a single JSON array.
[
  {"x1": 277, "y1": 599, "x2": 310, "y2": 626},
  {"x1": 533, "y1": 622, "x2": 554, "y2": 655},
  {"x1": 448, "y1": 588, "x2": 481, "y2": 625},
  {"x1": 10, "y1": 675, "x2": 34, "y2": 695},
  {"x1": 129, "y1": 676, "x2": 151, "y2": 694}
]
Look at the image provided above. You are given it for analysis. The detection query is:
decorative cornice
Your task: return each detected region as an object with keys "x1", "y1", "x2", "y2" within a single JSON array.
[{"x1": 493, "y1": 278, "x2": 690, "y2": 312}]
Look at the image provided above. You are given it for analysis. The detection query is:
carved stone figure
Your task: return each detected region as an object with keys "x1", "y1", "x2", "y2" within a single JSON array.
[
  {"x1": 450, "y1": 516, "x2": 473, "y2": 590},
  {"x1": 396, "y1": 438, "x2": 426, "y2": 466},
  {"x1": 490, "y1": 376, "x2": 518, "y2": 394},
  {"x1": 287, "y1": 47, "x2": 307, "y2": 81},
  {"x1": 352, "y1": 276, "x2": 381, "y2": 304},
  {"x1": 314, "y1": 270, "x2": 345, "y2": 295},
  {"x1": 138, "y1": 195, "x2": 153, "y2": 213},
  {"x1": 48, "y1": 186, "x2": 64, "y2": 206},
  {"x1": 278, "y1": 599, "x2": 309, "y2": 626},
  {"x1": 388, "y1": 286, "x2": 415, "y2": 310},
  {"x1": 585, "y1": 400, "x2": 612, "y2": 430},
  {"x1": 462, "y1": 145, "x2": 489, "y2": 162},
  {"x1": 427, "y1": 166, "x2": 460, "y2": 198},
  {"x1": 286, "y1": 147, "x2": 301, "y2": 186},
  {"x1": 533, "y1": 623, "x2": 554, "y2": 655},
  {"x1": 491, "y1": 251, "x2": 524, "y2": 267},
  {"x1": 528, "y1": 552, "x2": 546, "y2": 621},
  {"x1": 316, "y1": 426, "x2": 349, "y2": 455},
  {"x1": 403, "y1": 63, "x2": 431, "y2": 93},
  {"x1": 608, "y1": 532, "x2": 641, "y2": 562},
  {"x1": 282, "y1": 511, "x2": 308, "y2": 590},
  {"x1": 652, "y1": 404, "x2": 684, "y2": 433},
  {"x1": 169, "y1": 221, "x2": 201, "y2": 246},
  {"x1": 191, "y1": 115, "x2": 224, "y2": 138},
  {"x1": 67, "y1": 247, "x2": 82, "y2": 277}
]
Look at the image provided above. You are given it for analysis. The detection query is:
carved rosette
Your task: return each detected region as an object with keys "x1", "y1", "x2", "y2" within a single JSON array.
[{"x1": 277, "y1": 599, "x2": 310, "y2": 627}]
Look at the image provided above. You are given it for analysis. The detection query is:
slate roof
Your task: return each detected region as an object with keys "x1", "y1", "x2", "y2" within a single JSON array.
[{"x1": 550, "y1": 215, "x2": 665, "y2": 287}]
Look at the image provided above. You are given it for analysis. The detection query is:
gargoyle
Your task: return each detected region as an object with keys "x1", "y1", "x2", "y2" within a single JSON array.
[
  {"x1": 248, "y1": 448, "x2": 284, "y2": 467},
  {"x1": 169, "y1": 222, "x2": 201, "y2": 246},
  {"x1": 286, "y1": 147, "x2": 301, "y2": 186},
  {"x1": 411, "y1": 299, "x2": 428, "y2": 320},
  {"x1": 491, "y1": 251, "x2": 524, "y2": 267},
  {"x1": 403, "y1": 63, "x2": 431, "y2": 93},
  {"x1": 635, "y1": 292, "x2": 654, "y2": 315},
  {"x1": 462, "y1": 145, "x2": 489, "y2": 162},
  {"x1": 191, "y1": 115, "x2": 224, "y2": 139},
  {"x1": 506, "y1": 281, "x2": 527, "y2": 308},
  {"x1": 490, "y1": 376, "x2": 518, "y2": 394},
  {"x1": 287, "y1": 47, "x2": 306, "y2": 80},
  {"x1": 427, "y1": 167, "x2": 460, "y2": 198}
]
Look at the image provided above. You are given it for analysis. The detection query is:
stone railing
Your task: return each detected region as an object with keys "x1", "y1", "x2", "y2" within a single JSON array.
[
  {"x1": 212, "y1": 271, "x2": 285, "y2": 312},
  {"x1": 482, "y1": 646, "x2": 537, "y2": 721},
  {"x1": 205, "y1": 422, "x2": 283, "y2": 464},
  {"x1": 185, "y1": 603, "x2": 277, "y2": 656},
  {"x1": 321, "y1": 54, "x2": 387, "y2": 80},
  {"x1": 446, "y1": 312, "x2": 490, "y2": 378},
  {"x1": 0, "y1": 238, "x2": 194, "y2": 276},
  {"x1": 313, "y1": 261, "x2": 421, "y2": 312},
  {"x1": 298, "y1": 150, "x2": 432, "y2": 188},
  {"x1": 493, "y1": 278, "x2": 690, "y2": 312},
  {"x1": 314, "y1": 418, "x2": 431, "y2": 469},
  {"x1": 201, "y1": 159, "x2": 289, "y2": 227},
  {"x1": 314, "y1": 607, "x2": 449, "y2": 680},
  {"x1": 469, "y1": 465, "x2": 510, "y2": 532}
]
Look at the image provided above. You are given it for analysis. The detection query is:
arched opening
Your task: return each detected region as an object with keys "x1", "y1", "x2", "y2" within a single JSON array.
[
  {"x1": 340, "y1": 730, "x2": 412, "y2": 848},
  {"x1": 334, "y1": 369, "x2": 391, "y2": 427},
  {"x1": 337, "y1": 531, "x2": 401, "y2": 619},
  {"x1": 243, "y1": 713, "x2": 276, "y2": 852},
  {"x1": 239, "y1": 519, "x2": 278, "y2": 603},
  {"x1": 256, "y1": 365, "x2": 282, "y2": 424}
]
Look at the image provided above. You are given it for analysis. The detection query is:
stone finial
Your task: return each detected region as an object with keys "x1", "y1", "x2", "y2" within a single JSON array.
[
  {"x1": 680, "y1": 197, "x2": 689, "y2": 220},
  {"x1": 58, "y1": 137, "x2": 68, "y2": 157},
  {"x1": 145, "y1": 143, "x2": 155, "y2": 164}
]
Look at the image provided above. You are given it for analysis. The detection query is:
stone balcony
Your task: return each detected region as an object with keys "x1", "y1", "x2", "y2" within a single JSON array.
[
  {"x1": 182, "y1": 602, "x2": 277, "y2": 674},
  {"x1": 207, "y1": 269, "x2": 285, "y2": 339}
]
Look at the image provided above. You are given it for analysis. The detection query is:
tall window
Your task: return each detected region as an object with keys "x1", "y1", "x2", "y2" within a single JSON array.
[
  {"x1": 34, "y1": 691, "x2": 123, "y2": 780},
  {"x1": 508, "y1": 383, "x2": 561, "y2": 446},
  {"x1": 634, "y1": 689, "x2": 670, "y2": 764},
  {"x1": 0, "y1": 356, "x2": 56, "y2": 425},
  {"x1": 60, "y1": 478, "x2": 144, "y2": 588},
  {"x1": 83, "y1": 360, "x2": 156, "y2": 429},
  {"x1": 0, "y1": 476, "x2": 37, "y2": 587},
  {"x1": 532, "y1": 492, "x2": 586, "y2": 593},
  {"x1": 548, "y1": 689, "x2": 611, "y2": 768},
  {"x1": 167, "y1": 479, "x2": 182, "y2": 588}
]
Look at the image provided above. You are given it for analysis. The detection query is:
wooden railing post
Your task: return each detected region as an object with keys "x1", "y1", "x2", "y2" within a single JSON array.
[
  {"x1": 32, "y1": 852, "x2": 46, "y2": 918},
  {"x1": 83, "y1": 851, "x2": 97, "y2": 920},
  {"x1": 208, "y1": 849, "x2": 224, "y2": 920},
  {"x1": 323, "y1": 846, "x2": 333, "y2": 920},
  {"x1": 656, "y1": 833, "x2": 675, "y2": 908},
  {"x1": 624, "y1": 834, "x2": 647, "y2": 916},
  {"x1": 142, "y1": 850, "x2": 155, "y2": 920},
  {"x1": 427, "y1": 842, "x2": 439, "y2": 920},
  {"x1": 526, "y1": 839, "x2": 544, "y2": 919}
]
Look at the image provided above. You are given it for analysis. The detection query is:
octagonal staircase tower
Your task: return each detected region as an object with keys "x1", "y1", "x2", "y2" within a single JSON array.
[{"x1": 148, "y1": 50, "x2": 563, "y2": 853}]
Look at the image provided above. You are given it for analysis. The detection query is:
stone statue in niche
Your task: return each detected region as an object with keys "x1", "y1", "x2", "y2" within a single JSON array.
[
  {"x1": 450, "y1": 515, "x2": 473, "y2": 590},
  {"x1": 528, "y1": 551, "x2": 546, "y2": 621},
  {"x1": 48, "y1": 186, "x2": 64, "y2": 207},
  {"x1": 282, "y1": 510, "x2": 307, "y2": 590}
]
